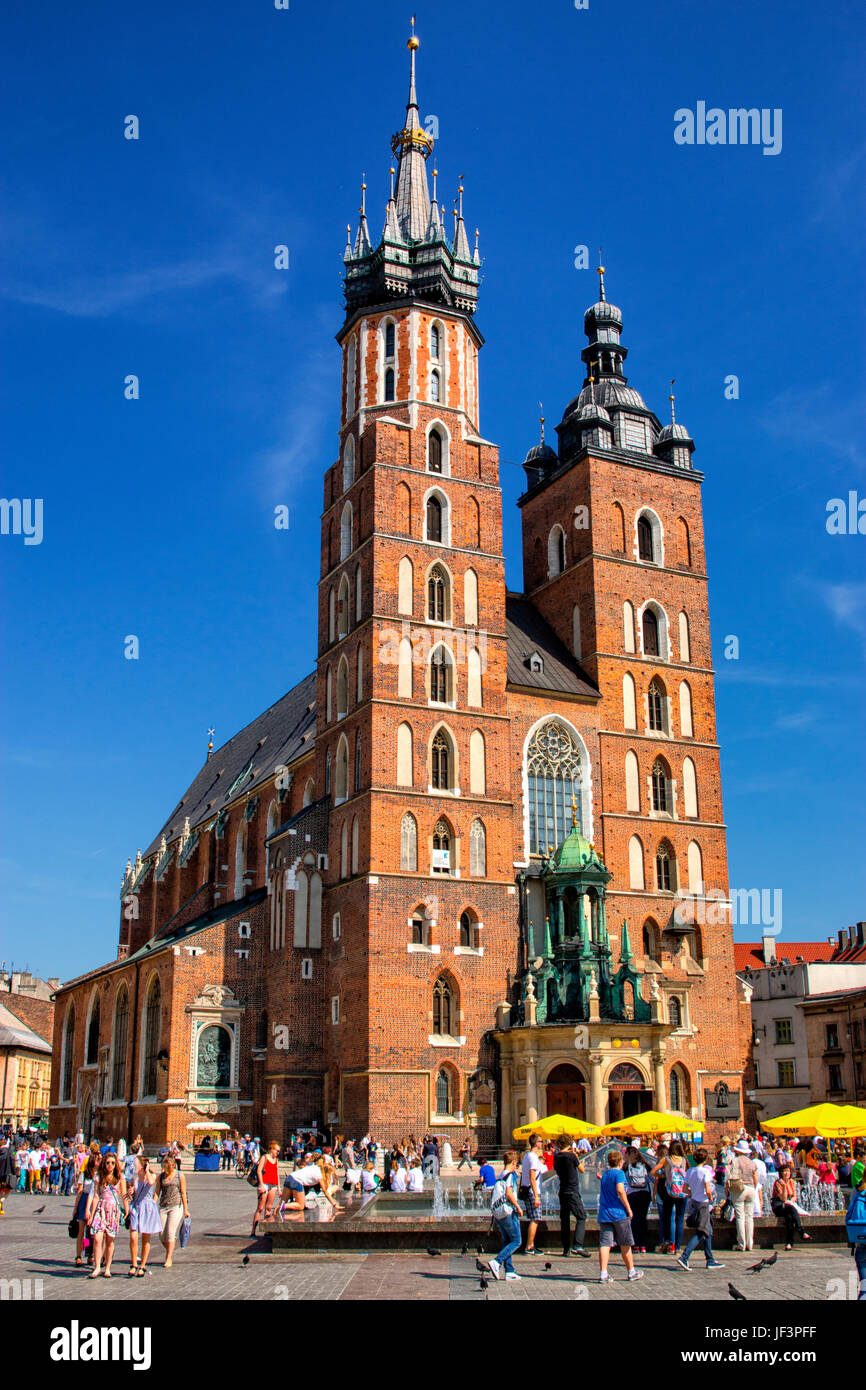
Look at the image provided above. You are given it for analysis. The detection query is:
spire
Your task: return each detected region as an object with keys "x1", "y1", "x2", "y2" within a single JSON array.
[
  {"x1": 669, "y1": 378, "x2": 676, "y2": 424},
  {"x1": 597, "y1": 246, "x2": 606, "y2": 302},
  {"x1": 425, "y1": 164, "x2": 443, "y2": 240},
  {"x1": 353, "y1": 176, "x2": 371, "y2": 257},
  {"x1": 343, "y1": 223, "x2": 352, "y2": 262},
  {"x1": 542, "y1": 915, "x2": 554, "y2": 961},
  {"x1": 390, "y1": 24, "x2": 433, "y2": 241},
  {"x1": 539, "y1": 403, "x2": 545, "y2": 445},
  {"x1": 473, "y1": 227, "x2": 480, "y2": 265},
  {"x1": 619, "y1": 918, "x2": 633, "y2": 966},
  {"x1": 453, "y1": 177, "x2": 471, "y2": 260},
  {"x1": 383, "y1": 164, "x2": 402, "y2": 242},
  {"x1": 207, "y1": 727, "x2": 214, "y2": 760}
]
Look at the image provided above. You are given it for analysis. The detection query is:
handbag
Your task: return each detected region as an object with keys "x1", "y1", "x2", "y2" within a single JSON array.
[
  {"x1": 518, "y1": 1184, "x2": 531, "y2": 1201},
  {"x1": 720, "y1": 1198, "x2": 735, "y2": 1223},
  {"x1": 246, "y1": 1170, "x2": 260, "y2": 1188},
  {"x1": 68, "y1": 1215, "x2": 79, "y2": 1239}
]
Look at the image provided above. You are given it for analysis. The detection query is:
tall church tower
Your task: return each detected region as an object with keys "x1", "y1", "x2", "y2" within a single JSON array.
[{"x1": 317, "y1": 30, "x2": 514, "y2": 1137}]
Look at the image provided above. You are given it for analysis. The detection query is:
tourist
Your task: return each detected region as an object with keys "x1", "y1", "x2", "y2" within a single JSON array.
[
  {"x1": 817, "y1": 1154, "x2": 838, "y2": 1187},
  {"x1": 85, "y1": 1153, "x2": 127, "y2": 1278},
  {"x1": 771, "y1": 1164, "x2": 812, "y2": 1250},
  {"x1": 487, "y1": 1150, "x2": 523, "y2": 1282},
  {"x1": 652, "y1": 1143, "x2": 669, "y2": 1249},
  {"x1": 677, "y1": 1147, "x2": 724, "y2": 1271},
  {"x1": 251, "y1": 1140, "x2": 282, "y2": 1236},
  {"x1": 845, "y1": 1171, "x2": 866, "y2": 1300},
  {"x1": 651, "y1": 1140, "x2": 689, "y2": 1254},
  {"x1": 519, "y1": 1134, "x2": 545, "y2": 1255},
  {"x1": 457, "y1": 1139, "x2": 473, "y2": 1170},
  {"x1": 361, "y1": 1161, "x2": 378, "y2": 1196},
  {"x1": 597, "y1": 1150, "x2": 643, "y2": 1284},
  {"x1": 48, "y1": 1147, "x2": 61, "y2": 1194},
  {"x1": 422, "y1": 1135, "x2": 439, "y2": 1178},
  {"x1": 751, "y1": 1146, "x2": 768, "y2": 1217},
  {"x1": 221, "y1": 1135, "x2": 234, "y2": 1170},
  {"x1": 727, "y1": 1140, "x2": 759, "y2": 1252},
  {"x1": 153, "y1": 1155, "x2": 189, "y2": 1268},
  {"x1": 73, "y1": 1154, "x2": 100, "y2": 1267},
  {"x1": 28, "y1": 1145, "x2": 42, "y2": 1193},
  {"x1": 623, "y1": 1145, "x2": 652, "y2": 1254},
  {"x1": 552, "y1": 1136, "x2": 589, "y2": 1259},
  {"x1": 125, "y1": 1155, "x2": 161, "y2": 1278},
  {"x1": 475, "y1": 1156, "x2": 496, "y2": 1189},
  {"x1": 407, "y1": 1158, "x2": 424, "y2": 1192},
  {"x1": 576, "y1": 1134, "x2": 592, "y2": 1155},
  {"x1": 390, "y1": 1160, "x2": 408, "y2": 1192},
  {"x1": 280, "y1": 1155, "x2": 337, "y2": 1214}
]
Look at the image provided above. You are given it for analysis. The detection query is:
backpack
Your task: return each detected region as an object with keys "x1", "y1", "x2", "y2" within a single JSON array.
[
  {"x1": 490, "y1": 1175, "x2": 514, "y2": 1219},
  {"x1": 727, "y1": 1159, "x2": 746, "y2": 1197},
  {"x1": 667, "y1": 1162, "x2": 687, "y2": 1198},
  {"x1": 846, "y1": 1189, "x2": 866, "y2": 1246}
]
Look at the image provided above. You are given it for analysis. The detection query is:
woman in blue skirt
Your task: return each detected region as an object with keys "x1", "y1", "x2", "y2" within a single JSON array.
[{"x1": 125, "y1": 1155, "x2": 162, "y2": 1277}]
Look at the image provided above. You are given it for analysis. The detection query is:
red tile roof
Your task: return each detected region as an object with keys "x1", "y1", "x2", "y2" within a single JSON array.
[{"x1": 734, "y1": 941, "x2": 835, "y2": 971}]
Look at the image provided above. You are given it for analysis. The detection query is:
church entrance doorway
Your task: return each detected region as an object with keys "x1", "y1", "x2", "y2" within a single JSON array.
[
  {"x1": 606, "y1": 1062, "x2": 653, "y2": 1124},
  {"x1": 544, "y1": 1063, "x2": 586, "y2": 1121}
]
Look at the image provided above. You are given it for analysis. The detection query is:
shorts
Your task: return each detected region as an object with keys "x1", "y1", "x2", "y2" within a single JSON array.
[
  {"x1": 283, "y1": 1175, "x2": 304, "y2": 1193},
  {"x1": 598, "y1": 1218, "x2": 634, "y2": 1248},
  {"x1": 261, "y1": 1183, "x2": 279, "y2": 1193},
  {"x1": 522, "y1": 1191, "x2": 541, "y2": 1221}
]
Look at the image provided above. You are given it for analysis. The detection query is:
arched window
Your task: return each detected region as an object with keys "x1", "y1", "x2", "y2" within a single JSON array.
[
  {"x1": 637, "y1": 514, "x2": 654, "y2": 562},
  {"x1": 648, "y1": 678, "x2": 667, "y2": 733},
  {"x1": 469, "y1": 819, "x2": 486, "y2": 877},
  {"x1": 678, "y1": 611, "x2": 691, "y2": 663},
  {"x1": 354, "y1": 732, "x2": 362, "y2": 791},
  {"x1": 340, "y1": 502, "x2": 353, "y2": 561},
  {"x1": 435, "y1": 1067, "x2": 452, "y2": 1114},
  {"x1": 299, "y1": 777, "x2": 314, "y2": 809},
  {"x1": 411, "y1": 909, "x2": 427, "y2": 945},
  {"x1": 573, "y1": 605, "x2": 582, "y2": 659},
  {"x1": 430, "y1": 323, "x2": 440, "y2": 359},
  {"x1": 351, "y1": 817, "x2": 359, "y2": 874},
  {"x1": 338, "y1": 573, "x2": 350, "y2": 638},
  {"x1": 611, "y1": 502, "x2": 626, "y2": 551},
  {"x1": 266, "y1": 799, "x2": 279, "y2": 838},
  {"x1": 326, "y1": 665, "x2": 333, "y2": 722},
  {"x1": 335, "y1": 736, "x2": 348, "y2": 803},
  {"x1": 467, "y1": 646, "x2": 482, "y2": 707},
  {"x1": 384, "y1": 367, "x2": 395, "y2": 402},
  {"x1": 682, "y1": 756, "x2": 698, "y2": 818},
  {"x1": 336, "y1": 657, "x2": 348, "y2": 718},
  {"x1": 464, "y1": 568, "x2": 478, "y2": 626},
  {"x1": 687, "y1": 840, "x2": 704, "y2": 894},
  {"x1": 61, "y1": 1004, "x2": 75, "y2": 1102},
  {"x1": 356, "y1": 644, "x2": 364, "y2": 702},
  {"x1": 623, "y1": 600, "x2": 636, "y2": 653},
  {"x1": 340, "y1": 823, "x2": 348, "y2": 878},
  {"x1": 432, "y1": 978, "x2": 454, "y2": 1037},
  {"x1": 628, "y1": 835, "x2": 645, "y2": 890},
  {"x1": 548, "y1": 524, "x2": 566, "y2": 577},
  {"x1": 642, "y1": 920, "x2": 659, "y2": 962},
  {"x1": 384, "y1": 321, "x2": 396, "y2": 359},
  {"x1": 432, "y1": 818, "x2": 452, "y2": 874},
  {"x1": 355, "y1": 564, "x2": 362, "y2": 622},
  {"x1": 342, "y1": 435, "x2": 355, "y2": 493},
  {"x1": 345, "y1": 337, "x2": 357, "y2": 418},
  {"x1": 328, "y1": 587, "x2": 335, "y2": 642},
  {"x1": 398, "y1": 555, "x2": 413, "y2": 614},
  {"x1": 426, "y1": 493, "x2": 443, "y2": 542},
  {"x1": 401, "y1": 813, "x2": 418, "y2": 872},
  {"x1": 397, "y1": 636, "x2": 413, "y2": 698},
  {"x1": 677, "y1": 516, "x2": 691, "y2": 568},
  {"x1": 429, "y1": 646, "x2": 453, "y2": 704},
  {"x1": 86, "y1": 994, "x2": 100, "y2": 1066},
  {"x1": 428, "y1": 428, "x2": 443, "y2": 474},
  {"x1": 196, "y1": 1024, "x2": 231, "y2": 1090},
  {"x1": 622, "y1": 672, "x2": 637, "y2": 729},
  {"x1": 651, "y1": 758, "x2": 670, "y2": 813},
  {"x1": 111, "y1": 987, "x2": 128, "y2": 1099},
  {"x1": 625, "y1": 749, "x2": 640, "y2": 812},
  {"x1": 669, "y1": 997, "x2": 683, "y2": 1029},
  {"x1": 255, "y1": 1009, "x2": 268, "y2": 1050},
  {"x1": 669, "y1": 1066, "x2": 682, "y2": 1111},
  {"x1": 469, "y1": 728, "x2": 486, "y2": 794},
  {"x1": 467, "y1": 496, "x2": 481, "y2": 548},
  {"x1": 679, "y1": 680, "x2": 694, "y2": 738},
  {"x1": 459, "y1": 911, "x2": 476, "y2": 947},
  {"x1": 526, "y1": 719, "x2": 584, "y2": 855},
  {"x1": 431, "y1": 729, "x2": 453, "y2": 790},
  {"x1": 397, "y1": 721, "x2": 413, "y2": 786},
  {"x1": 427, "y1": 564, "x2": 449, "y2": 621},
  {"x1": 430, "y1": 369, "x2": 441, "y2": 403},
  {"x1": 642, "y1": 607, "x2": 659, "y2": 656},
  {"x1": 396, "y1": 482, "x2": 412, "y2": 536},
  {"x1": 142, "y1": 977, "x2": 161, "y2": 1097},
  {"x1": 656, "y1": 840, "x2": 674, "y2": 892},
  {"x1": 325, "y1": 748, "x2": 331, "y2": 796}
]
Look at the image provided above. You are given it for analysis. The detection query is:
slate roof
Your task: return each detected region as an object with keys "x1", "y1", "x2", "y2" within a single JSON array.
[
  {"x1": 505, "y1": 594, "x2": 599, "y2": 698},
  {"x1": 0, "y1": 1001, "x2": 52, "y2": 1054},
  {"x1": 144, "y1": 672, "x2": 317, "y2": 856}
]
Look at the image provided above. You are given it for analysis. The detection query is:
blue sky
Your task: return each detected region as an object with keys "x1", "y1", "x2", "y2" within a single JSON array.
[{"x1": 1, "y1": 0, "x2": 864, "y2": 981}]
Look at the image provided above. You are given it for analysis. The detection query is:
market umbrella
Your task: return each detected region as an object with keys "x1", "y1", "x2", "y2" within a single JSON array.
[
  {"x1": 600, "y1": 1109, "x2": 702, "y2": 1138},
  {"x1": 512, "y1": 1114, "x2": 602, "y2": 1141},
  {"x1": 186, "y1": 1121, "x2": 230, "y2": 1131},
  {"x1": 762, "y1": 1103, "x2": 866, "y2": 1139}
]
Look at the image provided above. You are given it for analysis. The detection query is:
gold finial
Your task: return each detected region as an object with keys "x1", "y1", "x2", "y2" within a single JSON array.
[
  {"x1": 597, "y1": 246, "x2": 606, "y2": 302},
  {"x1": 571, "y1": 795, "x2": 578, "y2": 830},
  {"x1": 408, "y1": 14, "x2": 419, "y2": 49},
  {"x1": 207, "y1": 727, "x2": 215, "y2": 758},
  {"x1": 539, "y1": 400, "x2": 545, "y2": 444},
  {"x1": 669, "y1": 377, "x2": 676, "y2": 425},
  {"x1": 389, "y1": 165, "x2": 396, "y2": 199}
]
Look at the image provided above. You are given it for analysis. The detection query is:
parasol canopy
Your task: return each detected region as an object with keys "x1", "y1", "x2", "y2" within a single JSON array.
[
  {"x1": 512, "y1": 1114, "x2": 601, "y2": 1141},
  {"x1": 186, "y1": 1121, "x2": 231, "y2": 1132},
  {"x1": 600, "y1": 1109, "x2": 702, "y2": 1138},
  {"x1": 762, "y1": 1102, "x2": 866, "y2": 1139}
]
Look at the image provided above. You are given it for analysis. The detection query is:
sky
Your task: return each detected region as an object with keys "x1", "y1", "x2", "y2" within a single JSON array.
[{"x1": 1, "y1": 0, "x2": 864, "y2": 981}]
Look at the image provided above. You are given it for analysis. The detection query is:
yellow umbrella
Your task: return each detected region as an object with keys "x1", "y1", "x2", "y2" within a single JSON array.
[
  {"x1": 762, "y1": 1102, "x2": 866, "y2": 1139},
  {"x1": 512, "y1": 1114, "x2": 601, "y2": 1141},
  {"x1": 600, "y1": 1109, "x2": 701, "y2": 1138}
]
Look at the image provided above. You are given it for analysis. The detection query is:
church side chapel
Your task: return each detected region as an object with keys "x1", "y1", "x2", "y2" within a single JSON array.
[{"x1": 50, "y1": 29, "x2": 751, "y2": 1147}]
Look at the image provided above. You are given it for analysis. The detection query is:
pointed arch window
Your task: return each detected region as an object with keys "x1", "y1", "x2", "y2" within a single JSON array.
[
  {"x1": 642, "y1": 607, "x2": 659, "y2": 656},
  {"x1": 325, "y1": 747, "x2": 332, "y2": 797},
  {"x1": 384, "y1": 367, "x2": 395, "y2": 402},
  {"x1": 61, "y1": 1005, "x2": 75, "y2": 1103},
  {"x1": 651, "y1": 758, "x2": 670, "y2": 813},
  {"x1": 384, "y1": 321, "x2": 396, "y2": 358},
  {"x1": 637, "y1": 514, "x2": 654, "y2": 562},
  {"x1": 428, "y1": 429, "x2": 443, "y2": 474},
  {"x1": 459, "y1": 911, "x2": 475, "y2": 948},
  {"x1": 303, "y1": 777, "x2": 315, "y2": 807},
  {"x1": 335, "y1": 737, "x2": 349, "y2": 803},
  {"x1": 432, "y1": 818, "x2": 452, "y2": 873},
  {"x1": 430, "y1": 323, "x2": 440, "y2": 359},
  {"x1": 354, "y1": 732, "x2": 362, "y2": 792},
  {"x1": 401, "y1": 813, "x2": 418, "y2": 872},
  {"x1": 435, "y1": 1067, "x2": 452, "y2": 1113},
  {"x1": 86, "y1": 994, "x2": 101, "y2": 1066},
  {"x1": 337, "y1": 574, "x2": 350, "y2": 638},
  {"x1": 648, "y1": 679, "x2": 666, "y2": 733},
  {"x1": 669, "y1": 1066, "x2": 682, "y2": 1111},
  {"x1": 526, "y1": 719, "x2": 584, "y2": 855},
  {"x1": 336, "y1": 657, "x2": 348, "y2": 719},
  {"x1": 656, "y1": 841, "x2": 674, "y2": 893},
  {"x1": 340, "y1": 502, "x2": 353, "y2": 561},
  {"x1": 426, "y1": 493, "x2": 442, "y2": 541},
  {"x1": 432, "y1": 978, "x2": 454, "y2": 1038},
  {"x1": 642, "y1": 920, "x2": 659, "y2": 963},
  {"x1": 142, "y1": 977, "x2": 161, "y2": 1098},
  {"x1": 427, "y1": 564, "x2": 449, "y2": 622},
  {"x1": 342, "y1": 435, "x2": 355, "y2": 493},
  {"x1": 430, "y1": 646, "x2": 453, "y2": 704},
  {"x1": 111, "y1": 987, "x2": 129, "y2": 1099},
  {"x1": 411, "y1": 909, "x2": 427, "y2": 945},
  {"x1": 431, "y1": 730, "x2": 452, "y2": 790},
  {"x1": 469, "y1": 819, "x2": 486, "y2": 877},
  {"x1": 548, "y1": 524, "x2": 566, "y2": 577},
  {"x1": 430, "y1": 369, "x2": 441, "y2": 403}
]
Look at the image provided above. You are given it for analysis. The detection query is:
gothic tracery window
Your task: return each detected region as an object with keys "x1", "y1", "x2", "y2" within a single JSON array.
[
  {"x1": 111, "y1": 988, "x2": 128, "y2": 1100},
  {"x1": 401, "y1": 812, "x2": 418, "y2": 872},
  {"x1": 656, "y1": 841, "x2": 674, "y2": 892},
  {"x1": 526, "y1": 720, "x2": 583, "y2": 855},
  {"x1": 651, "y1": 758, "x2": 670, "y2": 813},
  {"x1": 648, "y1": 679, "x2": 666, "y2": 733},
  {"x1": 428, "y1": 429, "x2": 443, "y2": 474},
  {"x1": 432, "y1": 978, "x2": 454, "y2": 1037},
  {"x1": 427, "y1": 565, "x2": 448, "y2": 621},
  {"x1": 142, "y1": 978, "x2": 161, "y2": 1097},
  {"x1": 469, "y1": 818, "x2": 486, "y2": 877},
  {"x1": 432, "y1": 819, "x2": 452, "y2": 874},
  {"x1": 436, "y1": 1067, "x2": 452, "y2": 1113},
  {"x1": 430, "y1": 646, "x2": 452, "y2": 703},
  {"x1": 431, "y1": 731, "x2": 451, "y2": 789}
]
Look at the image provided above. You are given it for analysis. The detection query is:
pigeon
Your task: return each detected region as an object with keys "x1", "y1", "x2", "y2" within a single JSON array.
[
  {"x1": 479, "y1": 1277, "x2": 488, "y2": 1290},
  {"x1": 242, "y1": 1254, "x2": 250, "y2": 1267},
  {"x1": 746, "y1": 1258, "x2": 766, "y2": 1273},
  {"x1": 460, "y1": 1243, "x2": 469, "y2": 1256},
  {"x1": 33, "y1": 1205, "x2": 45, "y2": 1214},
  {"x1": 426, "y1": 1248, "x2": 442, "y2": 1257},
  {"x1": 544, "y1": 1261, "x2": 552, "y2": 1271},
  {"x1": 475, "y1": 1257, "x2": 488, "y2": 1274},
  {"x1": 728, "y1": 1283, "x2": 747, "y2": 1301},
  {"x1": 763, "y1": 1252, "x2": 778, "y2": 1266}
]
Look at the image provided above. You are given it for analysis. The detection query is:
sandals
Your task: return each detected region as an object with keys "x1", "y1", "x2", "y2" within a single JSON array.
[
  {"x1": 128, "y1": 1266, "x2": 139, "y2": 1278},
  {"x1": 135, "y1": 1267, "x2": 148, "y2": 1277},
  {"x1": 74, "y1": 1257, "x2": 83, "y2": 1267}
]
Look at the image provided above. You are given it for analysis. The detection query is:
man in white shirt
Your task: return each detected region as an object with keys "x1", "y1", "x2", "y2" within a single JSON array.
[
  {"x1": 520, "y1": 1135, "x2": 545, "y2": 1255},
  {"x1": 576, "y1": 1137, "x2": 592, "y2": 1154},
  {"x1": 677, "y1": 1148, "x2": 724, "y2": 1271}
]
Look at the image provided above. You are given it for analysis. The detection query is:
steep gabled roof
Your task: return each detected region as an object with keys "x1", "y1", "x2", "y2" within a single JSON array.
[
  {"x1": 505, "y1": 594, "x2": 599, "y2": 698},
  {"x1": 143, "y1": 672, "x2": 316, "y2": 856}
]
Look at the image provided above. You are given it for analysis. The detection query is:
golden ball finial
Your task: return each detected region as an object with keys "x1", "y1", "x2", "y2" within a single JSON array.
[{"x1": 408, "y1": 36, "x2": 420, "y2": 50}]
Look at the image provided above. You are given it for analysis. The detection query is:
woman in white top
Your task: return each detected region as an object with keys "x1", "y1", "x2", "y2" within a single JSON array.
[
  {"x1": 390, "y1": 1162, "x2": 408, "y2": 1192},
  {"x1": 407, "y1": 1161, "x2": 424, "y2": 1192}
]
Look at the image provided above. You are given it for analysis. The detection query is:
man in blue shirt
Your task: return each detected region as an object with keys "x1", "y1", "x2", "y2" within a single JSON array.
[
  {"x1": 597, "y1": 1150, "x2": 644, "y2": 1284},
  {"x1": 476, "y1": 1159, "x2": 496, "y2": 1188}
]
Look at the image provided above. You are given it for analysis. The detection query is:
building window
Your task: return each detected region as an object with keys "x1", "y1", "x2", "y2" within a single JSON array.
[
  {"x1": 828, "y1": 1063, "x2": 843, "y2": 1091},
  {"x1": 61, "y1": 1005, "x2": 75, "y2": 1103},
  {"x1": 401, "y1": 813, "x2": 418, "y2": 872},
  {"x1": 669, "y1": 996, "x2": 682, "y2": 1028},
  {"x1": 384, "y1": 367, "x2": 395, "y2": 402},
  {"x1": 435, "y1": 1068, "x2": 452, "y2": 1114},
  {"x1": 642, "y1": 608, "x2": 659, "y2": 656},
  {"x1": 384, "y1": 321, "x2": 395, "y2": 358},
  {"x1": 432, "y1": 819, "x2": 452, "y2": 874},
  {"x1": 469, "y1": 818, "x2": 486, "y2": 877},
  {"x1": 412, "y1": 912, "x2": 427, "y2": 945},
  {"x1": 642, "y1": 920, "x2": 659, "y2": 962},
  {"x1": 432, "y1": 978, "x2": 454, "y2": 1037},
  {"x1": 331, "y1": 996, "x2": 340, "y2": 1025},
  {"x1": 427, "y1": 564, "x2": 449, "y2": 621},
  {"x1": 142, "y1": 978, "x2": 162, "y2": 1097},
  {"x1": 774, "y1": 1018, "x2": 793, "y2": 1045},
  {"x1": 826, "y1": 1023, "x2": 840, "y2": 1050},
  {"x1": 325, "y1": 748, "x2": 331, "y2": 796},
  {"x1": 428, "y1": 429, "x2": 443, "y2": 474},
  {"x1": 648, "y1": 679, "x2": 666, "y2": 733},
  {"x1": 430, "y1": 646, "x2": 452, "y2": 703},
  {"x1": 430, "y1": 369, "x2": 441, "y2": 403},
  {"x1": 637, "y1": 515, "x2": 654, "y2": 562},
  {"x1": 651, "y1": 758, "x2": 670, "y2": 813},
  {"x1": 431, "y1": 729, "x2": 453, "y2": 790},
  {"x1": 526, "y1": 719, "x2": 584, "y2": 856},
  {"x1": 332, "y1": 912, "x2": 342, "y2": 941},
  {"x1": 111, "y1": 988, "x2": 129, "y2": 1100},
  {"x1": 430, "y1": 323, "x2": 440, "y2": 359},
  {"x1": 426, "y1": 493, "x2": 443, "y2": 542},
  {"x1": 669, "y1": 1068, "x2": 682, "y2": 1111},
  {"x1": 777, "y1": 1059, "x2": 796, "y2": 1088},
  {"x1": 655, "y1": 842, "x2": 673, "y2": 892},
  {"x1": 354, "y1": 733, "x2": 362, "y2": 791},
  {"x1": 547, "y1": 524, "x2": 566, "y2": 577},
  {"x1": 86, "y1": 995, "x2": 101, "y2": 1066},
  {"x1": 459, "y1": 911, "x2": 476, "y2": 948}
]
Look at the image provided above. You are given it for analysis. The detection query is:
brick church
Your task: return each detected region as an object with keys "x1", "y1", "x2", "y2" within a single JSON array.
[{"x1": 50, "y1": 33, "x2": 752, "y2": 1149}]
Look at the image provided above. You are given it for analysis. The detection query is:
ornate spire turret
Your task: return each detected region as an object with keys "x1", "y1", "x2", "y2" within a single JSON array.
[
  {"x1": 390, "y1": 22, "x2": 433, "y2": 241},
  {"x1": 353, "y1": 177, "x2": 371, "y2": 257}
]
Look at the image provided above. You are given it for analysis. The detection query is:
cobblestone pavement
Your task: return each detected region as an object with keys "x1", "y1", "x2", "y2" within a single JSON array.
[{"x1": 1, "y1": 1172, "x2": 859, "y2": 1303}]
